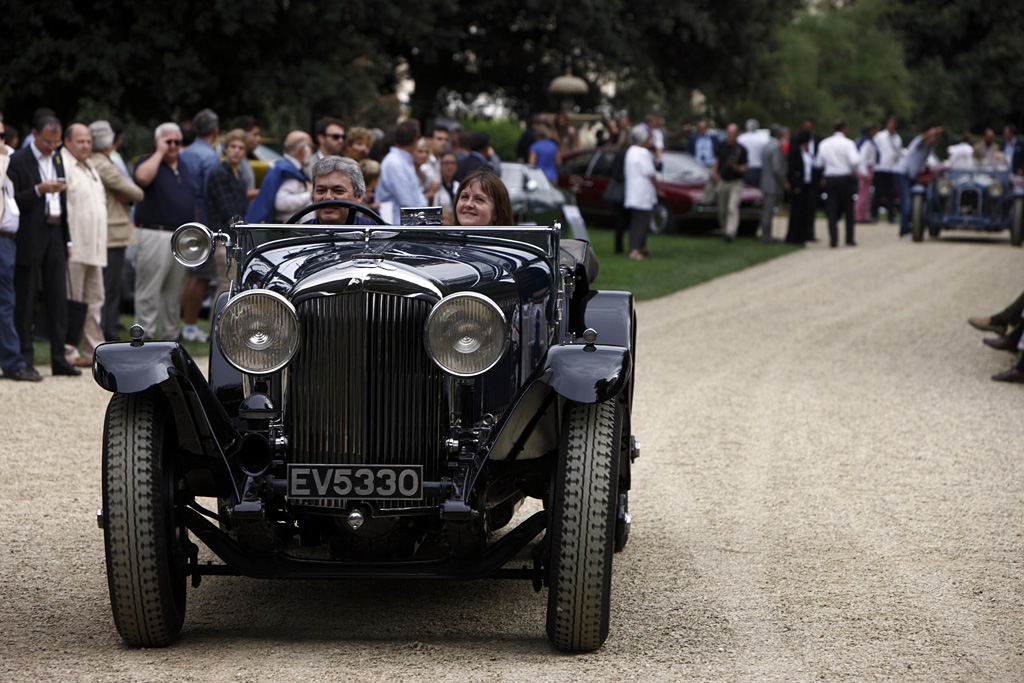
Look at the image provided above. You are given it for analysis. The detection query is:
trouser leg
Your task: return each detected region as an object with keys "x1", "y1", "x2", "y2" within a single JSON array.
[
  {"x1": 0, "y1": 238, "x2": 26, "y2": 374},
  {"x1": 896, "y1": 174, "x2": 912, "y2": 236},
  {"x1": 66, "y1": 262, "x2": 105, "y2": 359},
  {"x1": 723, "y1": 180, "x2": 741, "y2": 238},
  {"x1": 761, "y1": 192, "x2": 778, "y2": 241},
  {"x1": 843, "y1": 177, "x2": 856, "y2": 243},
  {"x1": 992, "y1": 288, "x2": 1024, "y2": 326},
  {"x1": 824, "y1": 178, "x2": 841, "y2": 246},
  {"x1": 102, "y1": 246, "x2": 126, "y2": 341},
  {"x1": 159, "y1": 256, "x2": 186, "y2": 341},
  {"x1": 133, "y1": 228, "x2": 166, "y2": 338},
  {"x1": 629, "y1": 209, "x2": 651, "y2": 252},
  {"x1": 13, "y1": 263, "x2": 37, "y2": 365}
]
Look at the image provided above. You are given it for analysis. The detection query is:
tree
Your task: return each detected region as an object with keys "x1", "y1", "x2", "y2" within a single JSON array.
[
  {"x1": 730, "y1": 0, "x2": 912, "y2": 132},
  {"x1": 890, "y1": 0, "x2": 1024, "y2": 132}
]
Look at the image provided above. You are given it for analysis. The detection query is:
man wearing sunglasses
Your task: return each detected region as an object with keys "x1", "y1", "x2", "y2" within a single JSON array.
[
  {"x1": 131, "y1": 122, "x2": 199, "y2": 341},
  {"x1": 315, "y1": 116, "x2": 346, "y2": 160}
]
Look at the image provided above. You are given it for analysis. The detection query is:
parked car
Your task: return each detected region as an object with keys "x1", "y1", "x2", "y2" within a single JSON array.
[
  {"x1": 94, "y1": 200, "x2": 638, "y2": 652},
  {"x1": 911, "y1": 161, "x2": 1024, "y2": 244},
  {"x1": 500, "y1": 161, "x2": 574, "y2": 226},
  {"x1": 557, "y1": 148, "x2": 764, "y2": 234}
]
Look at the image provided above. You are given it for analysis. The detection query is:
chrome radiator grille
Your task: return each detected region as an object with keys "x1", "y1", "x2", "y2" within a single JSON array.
[{"x1": 288, "y1": 293, "x2": 446, "y2": 507}]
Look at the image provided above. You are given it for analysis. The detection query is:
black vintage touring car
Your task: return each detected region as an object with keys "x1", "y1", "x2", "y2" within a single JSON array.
[{"x1": 94, "y1": 201, "x2": 638, "y2": 652}]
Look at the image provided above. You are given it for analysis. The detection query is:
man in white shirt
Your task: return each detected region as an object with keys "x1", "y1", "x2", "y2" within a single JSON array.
[
  {"x1": 947, "y1": 131, "x2": 974, "y2": 167},
  {"x1": 623, "y1": 126, "x2": 658, "y2": 260},
  {"x1": 0, "y1": 119, "x2": 42, "y2": 381},
  {"x1": 817, "y1": 119, "x2": 860, "y2": 247},
  {"x1": 872, "y1": 116, "x2": 902, "y2": 223},
  {"x1": 737, "y1": 119, "x2": 768, "y2": 187},
  {"x1": 855, "y1": 122, "x2": 879, "y2": 223},
  {"x1": 61, "y1": 123, "x2": 108, "y2": 366}
]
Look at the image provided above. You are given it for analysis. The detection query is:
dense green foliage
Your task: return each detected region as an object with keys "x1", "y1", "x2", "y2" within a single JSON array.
[{"x1": 1, "y1": 1, "x2": 1020, "y2": 148}]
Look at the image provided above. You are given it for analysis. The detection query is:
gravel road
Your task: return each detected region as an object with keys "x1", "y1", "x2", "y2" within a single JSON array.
[{"x1": 3, "y1": 221, "x2": 1023, "y2": 681}]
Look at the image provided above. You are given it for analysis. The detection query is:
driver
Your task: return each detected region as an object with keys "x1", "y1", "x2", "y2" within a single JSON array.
[{"x1": 307, "y1": 156, "x2": 376, "y2": 225}]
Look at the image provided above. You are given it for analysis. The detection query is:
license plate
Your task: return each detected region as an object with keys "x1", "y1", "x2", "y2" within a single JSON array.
[{"x1": 287, "y1": 464, "x2": 423, "y2": 501}]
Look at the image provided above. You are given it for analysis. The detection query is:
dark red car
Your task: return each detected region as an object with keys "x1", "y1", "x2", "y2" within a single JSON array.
[{"x1": 558, "y1": 148, "x2": 764, "y2": 234}]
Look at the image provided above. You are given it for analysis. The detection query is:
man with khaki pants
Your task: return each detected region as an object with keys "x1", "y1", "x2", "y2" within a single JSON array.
[{"x1": 61, "y1": 123, "x2": 107, "y2": 365}]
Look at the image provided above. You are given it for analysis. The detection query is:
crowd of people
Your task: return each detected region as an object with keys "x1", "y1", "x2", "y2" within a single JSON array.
[
  {"x1": 3, "y1": 102, "x2": 1021, "y2": 383},
  {"x1": 583, "y1": 113, "x2": 1024, "y2": 258},
  {"x1": 0, "y1": 106, "x2": 517, "y2": 382}
]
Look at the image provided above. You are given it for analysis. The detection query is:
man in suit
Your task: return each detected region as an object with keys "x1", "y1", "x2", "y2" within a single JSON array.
[
  {"x1": 1003, "y1": 125, "x2": 1024, "y2": 175},
  {"x1": 7, "y1": 115, "x2": 81, "y2": 376},
  {"x1": 789, "y1": 117, "x2": 820, "y2": 241},
  {"x1": 759, "y1": 125, "x2": 787, "y2": 244},
  {"x1": 0, "y1": 117, "x2": 43, "y2": 381}
]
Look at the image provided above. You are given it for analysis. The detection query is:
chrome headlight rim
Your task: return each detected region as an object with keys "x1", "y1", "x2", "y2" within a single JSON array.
[
  {"x1": 171, "y1": 222, "x2": 214, "y2": 267},
  {"x1": 424, "y1": 292, "x2": 508, "y2": 378},
  {"x1": 987, "y1": 182, "x2": 1004, "y2": 199},
  {"x1": 935, "y1": 179, "x2": 953, "y2": 197},
  {"x1": 215, "y1": 289, "x2": 300, "y2": 375}
]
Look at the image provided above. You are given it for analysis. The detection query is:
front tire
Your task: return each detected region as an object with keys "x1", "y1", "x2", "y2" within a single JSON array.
[
  {"x1": 1011, "y1": 198, "x2": 1023, "y2": 246},
  {"x1": 911, "y1": 194, "x2": 925, "y2": 242},
  {"x1": 102, "y1": 392, "x2": 188, "y2": 647},
  {"x1": 546, "y1": 400, "x2": 620, "y2": 652}
]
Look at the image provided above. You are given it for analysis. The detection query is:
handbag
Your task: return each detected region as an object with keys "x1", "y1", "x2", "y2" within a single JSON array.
[{"x1": 602, "y1": 179, "x2": 625, "y2": 205}]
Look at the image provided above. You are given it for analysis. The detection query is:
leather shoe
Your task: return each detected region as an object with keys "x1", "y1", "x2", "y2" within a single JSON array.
[
  {"x1": 70, "y1": 357, "x2": 93, "y2": 367},
  {"x1": 6, "y1": 366, "x2": 43, "y2": 382},
  {"x1": 983, "y1": 336, "x2": 1018, "y2": 352},
  {"x1": 992, "y1": 367, "x2": 1024, "y2": 383},
  {"x1": 968, "y1": 316, "x2": 1007, "y2": 335},
  {"x1": 52, "y1": 361, "x2": 82, "y2": 376},
  {"x1": 846, "y1": 241, "x2": 857, "y2": 247}
]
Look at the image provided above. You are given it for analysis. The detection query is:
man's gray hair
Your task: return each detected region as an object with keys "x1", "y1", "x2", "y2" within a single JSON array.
[
  {"x1": 745, "y1": 118, "x2": 759, "y2": 132},
  {"x1": 89, "y1": 120, "x2": 115, "y2": 152},
  {"x1": 630, "y1": 125, "x2": 650, "y2": 145},
  {"x1": 154, "y1": 122, "x2": 182, "y2": 141},
  {"x1": 312, "y1": 155, "x2": 365, "y2": 198},
  {"x1": 193, "y1": 108, "x2": 219, "y2": 138}
]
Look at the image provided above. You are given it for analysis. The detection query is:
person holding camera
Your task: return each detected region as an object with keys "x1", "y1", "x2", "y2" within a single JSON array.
[{"x1": 7, "y1": 115, "x2": 80, "y2": 376}]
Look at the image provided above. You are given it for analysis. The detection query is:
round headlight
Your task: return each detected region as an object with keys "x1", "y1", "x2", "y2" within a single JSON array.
[
  {"x1": 988, "y1": 182, "x2": 1004, "y2": 199},
  {"x1": 216, "y1": 290, "x2": 300, "y2": 375},
  {"x1": 172, "y1": 223, "x2": 213, "y2": 267},
  {"x1": 935, "y1": 179, "x2": 953, "y2": 197},
  {"x1": 425, "y1": 293, "x2": 507, "y2": 377}
]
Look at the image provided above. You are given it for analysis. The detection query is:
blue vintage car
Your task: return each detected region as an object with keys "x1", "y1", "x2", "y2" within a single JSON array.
[{"x1": 911, "y1": 163, "x2": 1024, "y2": 245}]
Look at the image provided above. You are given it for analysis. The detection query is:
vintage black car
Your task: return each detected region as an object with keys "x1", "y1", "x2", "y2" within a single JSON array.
[
  {"x1": 911, "y1": 162, "x2": 1024, "y2": 244},
  {"x1": 94, "y1": 201, "x2": 638, "y2": 652}
]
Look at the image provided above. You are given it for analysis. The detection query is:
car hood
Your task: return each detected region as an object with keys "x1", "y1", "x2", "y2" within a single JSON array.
[{"x1": 244, "y1": 237, "x2": 543, "y2": 301}]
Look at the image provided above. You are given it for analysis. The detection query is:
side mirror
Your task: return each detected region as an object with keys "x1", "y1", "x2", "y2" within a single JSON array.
[{"x1": 525, "y1": 179, "x2": 539, "y2": 192}]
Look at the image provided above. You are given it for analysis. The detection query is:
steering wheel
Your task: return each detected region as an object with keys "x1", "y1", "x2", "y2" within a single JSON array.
[{"x1": 285, "y1": 200, "x2": 387, "y2": 225}]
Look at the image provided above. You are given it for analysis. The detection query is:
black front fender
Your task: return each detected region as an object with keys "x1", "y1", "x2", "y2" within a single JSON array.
[
  {"x1": 93, "y1": 341, "x2": 238, "y2": 457},
  {"x1": 539, "y1": 343, "x2": 631, "y2": 404}
]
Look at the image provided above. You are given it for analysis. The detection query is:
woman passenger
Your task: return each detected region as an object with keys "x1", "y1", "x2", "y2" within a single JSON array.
[{"x1": 453, "y1": 168, "x2": 514, "y2": 227}]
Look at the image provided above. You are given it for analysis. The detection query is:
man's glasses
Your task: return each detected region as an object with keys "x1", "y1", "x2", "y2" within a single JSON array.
[
  {"x1": 327, "y1": 133, "x2": 345, "y2": 141},
  {"x1": 165, "y1": 139, "x2": 182, "y2": 146}
]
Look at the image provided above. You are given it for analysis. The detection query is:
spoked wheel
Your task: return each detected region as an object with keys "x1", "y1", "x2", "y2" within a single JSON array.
[
  {"x1": 911, "y1": 194, "x2": 926, "y2": 242},
  {"x1": 546, "y1": 400, "x2": 620, "y2": 652},
  {"x1": 102, "y1": 392, "x2": 189, "y2": 647}
]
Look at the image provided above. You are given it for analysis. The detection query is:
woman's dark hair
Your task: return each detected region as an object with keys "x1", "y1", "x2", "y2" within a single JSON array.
[{"x1": 454, "y1": 168, "x2": 514, "y2": 226}]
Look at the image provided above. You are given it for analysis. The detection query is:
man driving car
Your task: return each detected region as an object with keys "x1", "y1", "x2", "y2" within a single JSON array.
[{"x1": 308, "y1": 156, "x2": 376, "y2": 225}]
